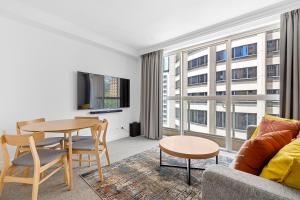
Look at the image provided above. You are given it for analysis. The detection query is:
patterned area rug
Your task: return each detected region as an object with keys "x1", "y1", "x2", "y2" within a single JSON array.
[{"x1": 80, "y1": 148, "x2": 234, "y2": 200}]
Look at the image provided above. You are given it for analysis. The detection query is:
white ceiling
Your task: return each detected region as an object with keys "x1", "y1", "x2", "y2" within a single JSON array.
[{"x1": 1, "y1": 0, "x2": 295, "y2": 56}]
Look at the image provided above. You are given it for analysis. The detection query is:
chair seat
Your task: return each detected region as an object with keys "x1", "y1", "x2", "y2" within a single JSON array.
[
  {"x1": 65, "y1": 136, "x2": 92, "y2": 142},
  {"x1": 23, "y1": 137, "x2": 63, "y2": 148},
  {"x1": 12, "y1": 149, "x2": 66, "y2": 166},
  {"x1": 72, "y1": 139, "x2": 104, "y2": 151}
]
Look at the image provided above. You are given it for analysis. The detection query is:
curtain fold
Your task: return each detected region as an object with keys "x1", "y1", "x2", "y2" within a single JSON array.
[
  {"x1": 140, "y1": 50, "x2": 163, "y2": 139},
  {"x1": 280, "y1": 9, "x2": 300, "y2": 119}
]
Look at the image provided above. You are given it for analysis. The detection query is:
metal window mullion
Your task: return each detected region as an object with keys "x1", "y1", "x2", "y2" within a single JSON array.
[
  {"x1": 225, "y1": 40, "x2": 232, "y2": 151},
  {"x1": 180, "y1": 52, "x2": 184, "y2": 135}
]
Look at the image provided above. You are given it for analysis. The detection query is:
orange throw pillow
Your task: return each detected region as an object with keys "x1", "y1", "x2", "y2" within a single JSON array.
[
  {"x1": 234, "y1": 130, "x2": 294, "y2": 175},
  {"x1": 258, "y1": 117, "x2": 300, "y2": 138}
]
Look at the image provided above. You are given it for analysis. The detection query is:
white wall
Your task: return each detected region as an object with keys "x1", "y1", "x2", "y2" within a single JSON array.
[{"x1": 0, "y1": 16, "x2": 141, "y2": 159}]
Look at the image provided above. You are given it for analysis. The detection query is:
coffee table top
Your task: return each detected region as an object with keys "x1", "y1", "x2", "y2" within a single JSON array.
[{"x1": 159, "y1": 135, "x2": 219, "y2": 159}]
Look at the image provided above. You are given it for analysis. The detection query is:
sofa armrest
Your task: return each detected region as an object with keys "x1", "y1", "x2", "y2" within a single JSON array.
[
  {"x1": 202, "y1": 165, "x2": 300, "y2": 200},
  {"x1": 246, "y1": 125, "x2": 257, "y2": 139}
]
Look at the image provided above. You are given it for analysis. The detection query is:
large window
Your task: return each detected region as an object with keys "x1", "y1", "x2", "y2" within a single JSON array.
[
  {"x1": 188, "y1": 55, "x2": 208, "y2": 70},
  {"x1": 162, "y1": 27, "x2": 280, "y2": 150},
  {"x1": 188, "y1": 74, "x2": 208, "y2": 85},
  {"x1": 190, "y1": 110, "x2": 207, "y2": 125},
  {"x1": 232, "y1": 67, "x2": 257, "y2": 80},
  {"x1": 232, "y1": 43, "x2": 257, "y2": 59}
]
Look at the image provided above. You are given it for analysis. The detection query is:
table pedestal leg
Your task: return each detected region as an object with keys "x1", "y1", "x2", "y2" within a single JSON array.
[{"x1": 68, "y1": 131, "x2": 73, "y2": 190}]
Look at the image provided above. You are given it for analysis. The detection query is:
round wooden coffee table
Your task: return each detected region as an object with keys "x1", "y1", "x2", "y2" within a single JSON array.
[{"x1": 159, "y1": 135, "x2": 219, "y2": 185}]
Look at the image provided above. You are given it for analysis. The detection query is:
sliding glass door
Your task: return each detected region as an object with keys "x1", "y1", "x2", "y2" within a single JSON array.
[{"x1": 162, "y1": 25, "x2": 280, "y2": 151}]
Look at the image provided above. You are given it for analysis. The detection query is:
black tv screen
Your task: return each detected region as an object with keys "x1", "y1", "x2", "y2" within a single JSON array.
[{"x1": 77, "y1": 71, "x2": 130, "y2": 110}]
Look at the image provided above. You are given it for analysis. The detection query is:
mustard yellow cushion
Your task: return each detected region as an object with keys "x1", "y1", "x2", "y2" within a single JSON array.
[
  {"x1": 251, "y1": 115, "x2": 299, "y2": 139},
  {"x1": 260, "y1": 138, "x2": 300, "y2": 189}
]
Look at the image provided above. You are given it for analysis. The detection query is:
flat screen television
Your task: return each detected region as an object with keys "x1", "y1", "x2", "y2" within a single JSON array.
[{"x1": 77, "y1": 71, "x2": 130, "y2": 110}]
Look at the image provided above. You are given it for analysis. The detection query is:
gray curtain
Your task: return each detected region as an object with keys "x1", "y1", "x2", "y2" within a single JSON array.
[
  {"x1": 140, "y1": 50, "x2": 163, "y2": 139},
  {"x1": 280, "y1": 9, "x2": 300, "y2": 119}
]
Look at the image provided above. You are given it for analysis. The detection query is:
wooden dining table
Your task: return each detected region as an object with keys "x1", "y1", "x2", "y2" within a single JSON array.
[{"x1": 21, "y1": 118, "x2": 99, "y2": 190}]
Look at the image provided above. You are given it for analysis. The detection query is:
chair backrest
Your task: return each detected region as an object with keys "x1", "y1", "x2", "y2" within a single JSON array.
[
  {"x1": 74, "y1": 116, "x2": 99, "y2": 120},
  {"x1": 1, "y1": 132, "x2": 43, "y2": 166},
  {"x1": 74, "y1": 116, "x2": 99, "y2": 137},
  {"x1": 16, "y1": 118, "x2": 46, "y2": 135},
  {"x1": 97, "y1": 119, "x2": 108, "y2": 146}
]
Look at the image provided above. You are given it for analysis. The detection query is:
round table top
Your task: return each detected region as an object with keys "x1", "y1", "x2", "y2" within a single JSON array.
[
  {"x1": 159, "y1": 135, "x2": 219, "y2": 159},
  {"x1": 21, "y1": 119, "x2": 99, "y2": 133}
]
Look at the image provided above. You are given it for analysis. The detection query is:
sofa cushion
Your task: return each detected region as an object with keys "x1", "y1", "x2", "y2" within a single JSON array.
[
  {"x1": 251, "y1": 115, "x2": 300, "y2": 139},
  {"x1": 260, "y1": 138, "x2": 300, "y2": 189},
  {"x1": 234, "y1": 130, "x2": 294, "y2": 175}
]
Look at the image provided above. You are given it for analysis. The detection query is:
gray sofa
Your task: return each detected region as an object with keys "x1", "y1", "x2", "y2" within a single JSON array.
[{"x1": 202, "y1": 126, "x2": 300, "y2": 200}]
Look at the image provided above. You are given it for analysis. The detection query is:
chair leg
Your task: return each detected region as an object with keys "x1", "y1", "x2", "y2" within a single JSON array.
[
  {"x1": 63, "y1": 156, "x2": 70, "y2": 188},
  {"x1": 79, "y1": 154, "x2": 82, "y2": 167},
  {"x1": 95, "y1": 152, "x2": 104, "y2": 182},
  {"x1": 88, "y1": 155, "x2": 91, "y2": 167},
  {"x1": 104, "y1": 148, "x2": 111, "y2": 166},
  {"x1": 0, "y1": 166, "x2": 9, "y2": 195},
  {"x1": 32, "y1": 170, "x2": 40, "y2": 200}
]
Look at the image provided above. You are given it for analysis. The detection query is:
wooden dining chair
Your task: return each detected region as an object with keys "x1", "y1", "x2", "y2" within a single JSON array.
[
  {"x1": 15, "y1": 118, "x2": 63, "y2": 159},
  {"x1": 0, "y1": 132, "x2": 70, "y2": 200},
  {"x1": 72, "y1": 116, "x2": 99, "y2": 167},
  {"x1": 72, "y1": 119, "x2": 109, "y2": 181}
]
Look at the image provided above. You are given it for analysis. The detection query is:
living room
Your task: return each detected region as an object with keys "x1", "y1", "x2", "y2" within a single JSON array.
[{"x1": 0, "y1": 0, "x2": 300, "y2": 199}]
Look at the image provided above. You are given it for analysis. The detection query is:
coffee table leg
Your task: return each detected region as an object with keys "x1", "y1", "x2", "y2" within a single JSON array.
[
  {"x1": 216, "y1": 155, "x2": 218, "y2": 164},
  {"x1": 187, "y1": 159, "x2": 191, "y2": 185},
  {"x1": 159, "y1": 149, "x2": 162, "y2": 166}
]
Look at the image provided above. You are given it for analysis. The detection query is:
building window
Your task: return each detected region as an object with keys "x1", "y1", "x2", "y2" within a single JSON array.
[
  {"x1": 216, "y1": 50, "x2": 226, "y2": 63},
  {"x1": 188, "y1": 74, "x2": 208, "y2": 85},
  {"x1": 175, "y1": 67, "x2": 180, "y2": 76},
  {"x1": 267, "y1": 89, "x2": 279, "y2": 94},
  {"x1": 232, "y1": 67, "x2": 257, "y2": 80},
  {"x1": 190, "y1": 110, "x2": 207, "y2": 125},
  {"x1": 232, "y1": 90, "x2": 257, "y2": 95},
  {"x1": 267, "y1": 39, "x2": 279, "y2": 54},
  {"x1": 232, "y1": 43, "x2": 257, "y2": 59},
  {"x1": 175, "y1": 108, "x2": 180, "y2": 119},
  {"x1": 216, "y1": 91, "x2": 226, "y2": 96},
  {"x1": 216, "y1": 112, "x2": 226, "y2": 128},
  {"x1": 267, "y1": 64, "x2": 279, "y2": 79},
  {"x1": 175, "y1": 80, "x2": 180, "y2": 89},
  {"x1": 234, "y1": 113, "x2": 257, "y2": 131},
  {"x1": 188, "y1": 55, "x2": 208, "y2": 70},
  {"x1": 216, "y1": 71, "x2": 226, "y2": 82},
  {"x1": 188, "y1": 92, "x2": 207, "y2": 96},
  {"x1": 163, "y1": 57, "x2": 169, "y2": 72}
]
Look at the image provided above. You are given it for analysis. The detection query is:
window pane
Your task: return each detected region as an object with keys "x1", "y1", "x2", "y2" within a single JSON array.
[{"x1": 162, "y1": 53, "x2": 181, "y2": 136}]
